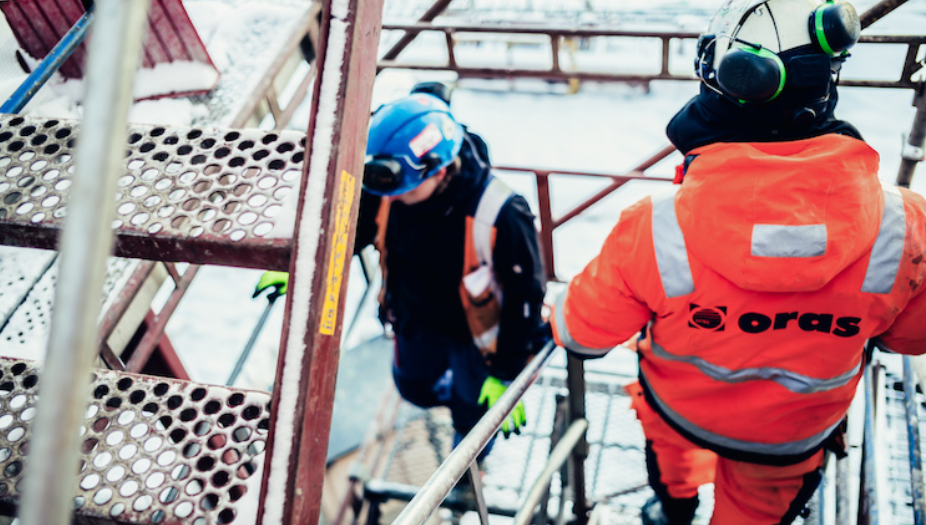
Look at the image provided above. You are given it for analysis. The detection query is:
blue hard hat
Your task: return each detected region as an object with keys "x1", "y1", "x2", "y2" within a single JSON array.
[{"x1": 363, "y1": 93, "x2": 465, "y2": 197}]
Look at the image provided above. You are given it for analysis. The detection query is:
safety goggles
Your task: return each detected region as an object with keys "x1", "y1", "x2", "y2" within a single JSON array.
[{"x1": 362, "y1": 153, "x2": 441, "y2": 196}]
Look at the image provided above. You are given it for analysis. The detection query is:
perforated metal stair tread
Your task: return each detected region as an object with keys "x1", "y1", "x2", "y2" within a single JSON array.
[
  {"x1": 0, "y1": 357, "x2": 271, "y2": 524},
  {"x1": 0, "y1": 115, "x2": 304, "y2": 270}
]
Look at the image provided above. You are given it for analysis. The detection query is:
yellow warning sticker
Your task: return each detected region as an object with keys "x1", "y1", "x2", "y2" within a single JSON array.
[{"x1": 319, "y1": 170, "x2": 356, "y2": 336}]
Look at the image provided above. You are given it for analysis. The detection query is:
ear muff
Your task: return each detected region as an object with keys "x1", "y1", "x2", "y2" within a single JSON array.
[
  {"x1": 810, "y1": 1, "x2": 861, "y2": 56},
  {"x1": 716, "y1": 46, "x2": 786, "y2": 103}
]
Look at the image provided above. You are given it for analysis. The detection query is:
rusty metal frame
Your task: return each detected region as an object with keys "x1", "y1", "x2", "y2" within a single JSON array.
[
  {"x1": 96, "y1": 261, "x2": 157, "y2": 370},
  {"x1": 228, "y1": 5, "x2": 321, "y2": 131},
  {"x1": 496, "y1": 145, "x2": 676, "y2": 281},
  {"x1": 256, "y1": 0, "x2": 384, "y2": 523},
  {"x1": 124, "y1": 263, "x2": 200, "y2": 373},
  {"x1": 377, "y1": 22, "x2": 924, "y2": 89},
  {"x1": 381, "y1": 0, "x2": 454, "y2": 61},
  {"x1": 86, "y1": 0, "x2": 324, "y2": 384}
]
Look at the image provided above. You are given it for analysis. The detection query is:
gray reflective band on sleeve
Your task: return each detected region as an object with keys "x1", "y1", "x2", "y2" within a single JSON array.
[
  {"x1": 641, "y1": 370, "x2": 841, "y2": 456},
  {"x1": 554, "y1": 289, "x2": 612, "y2": 356},
  {"x1": 650, "y1": 340, "x2": 861, "y2": 394},
  {"x1": 473, "y1": 176, "x2": 514, "y2": 266},
  {"x1": 751, "y1": 224, "x2": 827, "y2": 258},
  {"x1": 651, "y1": 189, "x2": 695, "y2": 298},
  {"x1": 862, "y1": 184, "x2": 906, "y2": 294}
]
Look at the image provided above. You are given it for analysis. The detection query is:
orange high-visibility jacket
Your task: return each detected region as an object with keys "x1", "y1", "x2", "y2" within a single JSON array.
[{"x1": 552, "y1": 134, "x2": 926, "y2": 465}]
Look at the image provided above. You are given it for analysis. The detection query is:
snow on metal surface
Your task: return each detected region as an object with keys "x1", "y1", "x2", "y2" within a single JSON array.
[
  {"x1": 262, "y1": 5, "x2": 350, "y2": 521},
  {"x1": 0, "y1": 247, "x2": 55, "y2": 332},
  {"x1": 0, "y1": 357, "x2": 271, "y2": 524},
  {"x1": 0, "y1": 254, "x2": 137, "y2": 361},
  {"x1": 186, "y1": 0, "x2": 311, "y2": 127},
  {"x1": 0, "y1": 115, "x2": 305, "y2": 268}
]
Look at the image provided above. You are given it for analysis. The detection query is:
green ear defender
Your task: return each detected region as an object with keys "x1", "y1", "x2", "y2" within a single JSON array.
[
  {"x1": 810, "y1": 0, "x2": 861, "y2": 56},
  {"x1": 716, "y1": 45, "x2": 787, "y2": 103}
]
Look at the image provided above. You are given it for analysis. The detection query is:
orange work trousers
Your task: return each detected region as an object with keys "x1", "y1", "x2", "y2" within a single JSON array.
[{"x1": 626, "y1": 381, "x2": 825, "y2": 525}]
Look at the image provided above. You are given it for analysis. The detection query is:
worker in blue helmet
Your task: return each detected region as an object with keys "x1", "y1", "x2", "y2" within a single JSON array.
[
  {"x1": 256, "y1": 84, "x2": 550, "y2": 457},
  {"x1": 362, "y1": 92, "x2": 465, "y2": 198}
]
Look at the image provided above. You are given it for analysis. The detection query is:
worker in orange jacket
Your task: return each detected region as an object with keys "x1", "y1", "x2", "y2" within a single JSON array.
[{"x1": 551, "y1": 0, "x2": 926, "y2": 524}]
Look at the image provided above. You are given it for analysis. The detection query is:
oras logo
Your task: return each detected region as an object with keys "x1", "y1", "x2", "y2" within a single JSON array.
[{"x1": 688, "y1": 304, "x2": 727, "y2": 331}]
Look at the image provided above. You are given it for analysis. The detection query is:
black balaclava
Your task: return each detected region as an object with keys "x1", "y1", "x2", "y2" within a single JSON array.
[{"x1": 667, "y1": 53, "x2": 862, "y2": 155}]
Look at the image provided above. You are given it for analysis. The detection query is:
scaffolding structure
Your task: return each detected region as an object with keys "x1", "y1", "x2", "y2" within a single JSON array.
[{"x1": 0, "y1": 0, "x2": 921, "y2": 524}]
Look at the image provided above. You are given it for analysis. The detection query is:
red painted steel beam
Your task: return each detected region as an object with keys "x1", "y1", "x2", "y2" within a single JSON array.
[
  {"x1": 95, "y1": 260, "x2": 156, "y2": 355},
  {"x1": 381, "y1": 23, "x2": 700, "y2": 39},
  {"x1": 496, "y1": 146, "x2": 676, "y2": 279},
  {"x1": 380, "y1": 0, "x2": 454, "y2": 61},
  {"x1": 550, "y1": 146, "x2": 677, "y2": 228},
  {"x1": 124, "y1": 264, "x2": 200, "y2": 372},
  {"x1": 378, "y1": 24, "x2": 923, "y2": 89},
  {"x1": 257, "y1": 0, "x2": 384, "y2": 524},
  {"x1": 860, "y1": 0, "x2": 912, "y2": 29},
  {"x1": 535, "y1": 173, "x2": 556, "y2": 281}
]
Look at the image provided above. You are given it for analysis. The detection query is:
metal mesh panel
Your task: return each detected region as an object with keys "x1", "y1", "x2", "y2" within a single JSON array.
[
  {"x1": 0, "y1": 255, "x2": 139, "y2": 360},
  {"x1": 0, "y1": 247, "x2": 54, "y2": 330},
  {"x1": 0, "y1": 115, "x2": 304, "y2": 268},
  {"x1": 0, "y1": 357, "x2": 271, "y2": 524}
]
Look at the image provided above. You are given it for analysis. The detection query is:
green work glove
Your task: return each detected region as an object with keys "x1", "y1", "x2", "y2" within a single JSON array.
[
  {"x1": 253, "y1": 271, "x2": 289, "y2": 298},
  {"x1": 479, "y1": 376, "x2": 526, "y2": 438}
]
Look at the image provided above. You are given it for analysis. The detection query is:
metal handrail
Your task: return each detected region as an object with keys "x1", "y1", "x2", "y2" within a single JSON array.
[
  {"x1": 390, "y1": 340, "x2": 559, "y2": 525},
  {"x1": 903, "y1": 356, "x2": 926, "y2": 525},
  {"x1": 513, "y1": 418, "x2": 589, "y2": 525},
  {"x1": 0, "y1": 5, "x2": 94, "y2": 114},
  {"x1": 861, "y1": 357, "x2": 880, "y2": 524}
]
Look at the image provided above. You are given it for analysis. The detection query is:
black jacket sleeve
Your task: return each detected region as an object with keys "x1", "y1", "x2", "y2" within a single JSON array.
[
  {"x1": 353, "y1": 190, "x2": 382, "y2": 255},
  {"x1": 491, "y1": 194, "x2": 549, "y2": 380}
]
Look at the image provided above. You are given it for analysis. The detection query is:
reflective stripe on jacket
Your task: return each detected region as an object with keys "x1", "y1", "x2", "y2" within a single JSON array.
[
  {"x1": 552, "y1": 134, "x2": 926, "y2": 464},
  {"x1": 375, "y1": 175, "x2": 515, "y2": 357},
  {"x1": 460, "y1": 176, "x2": 514, "y2": 357}
]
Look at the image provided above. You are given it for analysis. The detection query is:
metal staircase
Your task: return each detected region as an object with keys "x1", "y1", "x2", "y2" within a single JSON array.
[{"x1": 0, "y1": 0, "x2": 384, "y2": 524}]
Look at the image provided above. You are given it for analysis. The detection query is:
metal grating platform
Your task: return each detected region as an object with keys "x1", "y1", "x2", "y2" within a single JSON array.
[
  {"x1": 185, "y1": 0, "x2": 318, "y2": 127},
  {"x1": 0, "y1": 247, "x2": 142, "y2": 360},
  {"x1": 0, "y1": 115, "x2": 305, "y2": 270},
  {"x1": 0, "y1": 357, "x2": 271, "y2": 524}
]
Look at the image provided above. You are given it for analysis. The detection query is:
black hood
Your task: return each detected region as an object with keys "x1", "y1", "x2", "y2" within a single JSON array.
[{"x1": 667, "y1": 84, "x2": 862, "y2": 155}]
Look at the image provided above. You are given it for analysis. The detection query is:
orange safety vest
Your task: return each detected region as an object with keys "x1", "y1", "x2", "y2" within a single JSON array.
[
  {"x1": 376, "y1": 176, "x2": 515, "y2": 358},
  {"x1": 552, "y1": 134, "x2": 926, "y2": 464}
]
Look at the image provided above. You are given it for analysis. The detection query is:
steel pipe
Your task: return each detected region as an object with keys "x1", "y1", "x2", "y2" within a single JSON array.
[
  {"x1": 859, "y1": 362, "x2": 879, "y2": 525},
  {"x1": 17, "y1": 0, "x2": 151, "y2": 523},
  {"x1": 0, "y1": 6, "x2": 94, "y2": 114},
  {"x1": 903, "y1": 356, "x2": 926, "y2": 525},
  {"x1": 390, "y1": 340, "x2": 559, "y2": 525},
  {"x1": 896, "y1": 87, "x2": 926, "y2": 188},
  {"x1": 513, "y1": 419, "x2": 589, "y2": 525},
  {"x1": 837, "y1": 453, "x2": 850, "y2": 524}
]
